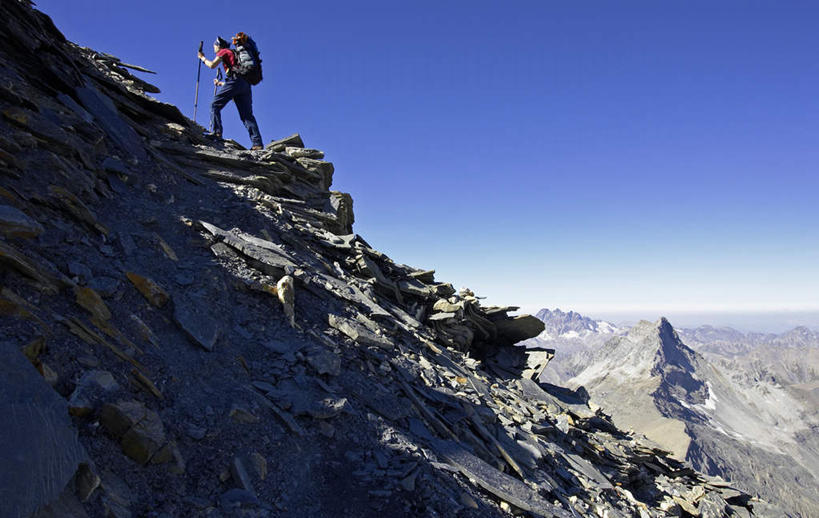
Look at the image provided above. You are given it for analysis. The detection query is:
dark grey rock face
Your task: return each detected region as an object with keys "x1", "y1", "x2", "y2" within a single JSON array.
[{"x1": 0, "y1": 342, "x2": 88, "y2": 518}]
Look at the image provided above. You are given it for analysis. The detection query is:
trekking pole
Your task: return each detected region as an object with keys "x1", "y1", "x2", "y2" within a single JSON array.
[
  {"x1": 193, "y1": 41, "x2": 203, "y2": 122},
  {"x1": 208, "y1": 68, "x2": 222, "y2": 132},
  {"x1": 213, "y1": 68, "x2": 223, "y2": 95}
]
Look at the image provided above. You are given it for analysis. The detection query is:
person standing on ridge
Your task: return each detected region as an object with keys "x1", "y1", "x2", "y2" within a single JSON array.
[{"x1": 197, "y1": 36, "x2": 263, "y2": 150}]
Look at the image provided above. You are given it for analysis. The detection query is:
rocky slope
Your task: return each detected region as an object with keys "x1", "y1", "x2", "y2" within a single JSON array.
[
  {"x1": 564, "y1": 318, "x2": 818, "y2": 517},
  {"x1": 0, "y1": 2, "x2": 762, "y2": 517}
]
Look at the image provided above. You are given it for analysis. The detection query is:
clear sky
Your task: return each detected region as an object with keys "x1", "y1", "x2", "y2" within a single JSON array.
[{"x1": 36, "y1": 1, "x2": 819, "y2": 326}]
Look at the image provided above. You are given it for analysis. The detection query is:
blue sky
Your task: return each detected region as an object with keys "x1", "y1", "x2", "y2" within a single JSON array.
[{"x1": 37, "y1": 1, "x2": 819, "y2": 327}]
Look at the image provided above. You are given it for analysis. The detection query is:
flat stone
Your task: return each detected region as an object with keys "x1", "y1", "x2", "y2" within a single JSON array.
[
  {"x1": 266, "y1": 133, "x2": 304, "y2": 152},
  {"x1": 495, "y1": 314, "x2": 545, "y2": 345},
  {"x1": 1, "y1": 342, "x2": 89, "y2": 517},
  {"x1": 185, "y1": 424, "x2": 207, "y2": 441},
  {"x1": 250, "y1": 452, "x2": 267, "y2": 481},
  {"x1": 199, "y1": 221, "x2": 297, "y2": 277},
  {"x1": 74, "y1": 286, "x2": 112, "y2": 321},
  {"x1": 408, "y1": 269, "x2": 436, "y2": 284},
  {"x1": 75, "y1": 84, "x2": 147, "y2": 161},
  {"x1": 231, "y1": 457, "x2": 254, "y2": 492},
  {"x1": 306, "y1": 397, "x2": 349, "y2": 419},
  {"x1": 174, "y1": 271, "x2": 194, "y2": 286},
  {"x1": 174, "y1": 297, "x2": 219, "y2": 351},
  {"x1": 0, "y1": 204, "x2": 44, "y2": 238},
  {"x1": 285, "y1": 147, "x2": 324, "y2": 159},
  {"x1": 57, "y1": 92, "x2": 94, "y2": 123},
  {"x1": 229, "y1": 405, "x2": 260, "y2": 424},
  {"x1": 0, "y1": 240, "x2": 64, "y2": 293},
  {"x1": 433, "y1": 299, "x2": 463, "y2": 313},
  {"x1": 328, "y1": 313, "x2": 393, "y2": 349},
  {"x1": 68, "y1": 370, "x2": 120, "y2": 417},
  {"x1": 305, "y1": 348, "x2": 341, "y2": 376},
  {"x1": 430, "y1": 438, "x2": 572, "y2": 518},
  {"x1": 126, "y1": 272, "x2": 169, "y2": 308},
  {"x1": 313, "y1": 273, "x2": 390, "y2": 318},
  {"x1": 75, "y1": 463, "x2": 101, "y2": 502},
  {"x1": 428, "y1": 312, "x2": 456, "y2": 322},
  {"x1": 397, "y1": 278, "x2": 432, "y2": 297}
]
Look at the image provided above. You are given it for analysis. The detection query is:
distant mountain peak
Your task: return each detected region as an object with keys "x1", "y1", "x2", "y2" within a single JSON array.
[{"x1": 533, "y1": 308, "x2": 622, "y2": 340}]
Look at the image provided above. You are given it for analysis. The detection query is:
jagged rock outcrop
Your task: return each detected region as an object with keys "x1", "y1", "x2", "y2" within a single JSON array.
[{"x1": 0, "y1": 2, "x2": 761, "y2": 517}]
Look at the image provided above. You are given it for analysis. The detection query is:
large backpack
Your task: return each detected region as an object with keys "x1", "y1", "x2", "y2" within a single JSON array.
[{"x1": 230, "y1": 32, "x2": 262, "y2": 85}]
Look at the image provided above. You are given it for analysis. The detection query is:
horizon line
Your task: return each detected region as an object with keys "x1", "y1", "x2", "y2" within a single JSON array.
[{"x1": 515, "y1": 306, "x2": 819, "y2": 315}]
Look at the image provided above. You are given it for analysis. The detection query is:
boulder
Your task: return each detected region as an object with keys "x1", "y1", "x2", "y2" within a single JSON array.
[
  {"x1": 495, "y1": 314, "x2": 545, "y2": 345},
  {"x1": 100, "y1": 400, "x2": 169, "y2": 465},
  {"x1": 0, "y1": 342, "x2": 88, "y2": 518}
]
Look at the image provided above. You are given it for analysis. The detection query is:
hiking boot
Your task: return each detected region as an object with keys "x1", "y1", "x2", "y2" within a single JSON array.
[{"x1": 250, "y1": 145, "x2": 263, "y2": 151}]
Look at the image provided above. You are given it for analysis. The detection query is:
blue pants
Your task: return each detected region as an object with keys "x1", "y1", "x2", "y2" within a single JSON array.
[{"x1": 210, "y1": 77, "x2": 263, "y2": 147}]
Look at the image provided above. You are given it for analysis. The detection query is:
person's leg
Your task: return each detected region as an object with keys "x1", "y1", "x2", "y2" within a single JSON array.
[
  {"x1": 233, "y1": 80, "x2": 263, "y2": 148},
  {"x1": 209, "y1": 80, "x2": 236, "y2": 137}
]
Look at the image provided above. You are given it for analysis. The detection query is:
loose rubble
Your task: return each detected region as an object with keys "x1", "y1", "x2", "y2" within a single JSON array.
[{"x1": 0, "y1": 2, "x2": 767, "y2": 517}]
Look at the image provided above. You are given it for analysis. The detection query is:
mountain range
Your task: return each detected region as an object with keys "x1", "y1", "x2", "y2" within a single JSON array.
[{"x1": 527, "y1": 309, "x2": 819, "y2": 517}]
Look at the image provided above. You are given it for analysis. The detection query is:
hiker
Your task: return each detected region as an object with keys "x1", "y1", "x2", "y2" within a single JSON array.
[{"x1": 197, "y1": 36, "x2": 263, "y2": 150}]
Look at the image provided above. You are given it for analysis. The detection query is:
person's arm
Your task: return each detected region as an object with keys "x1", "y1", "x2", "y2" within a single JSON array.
[{"x1": 197, "y1": 51, "x2": 222, "y2": 69}]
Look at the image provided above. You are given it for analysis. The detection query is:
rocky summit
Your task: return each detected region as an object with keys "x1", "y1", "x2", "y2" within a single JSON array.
[{"x1": 0, "y1": 2, "x2": 763, "y2": 517}]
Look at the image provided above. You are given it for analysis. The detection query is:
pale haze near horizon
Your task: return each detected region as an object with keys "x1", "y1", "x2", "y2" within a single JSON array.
[{"x1": 35, "y1": 1, "x2": 819, "y2": 327}]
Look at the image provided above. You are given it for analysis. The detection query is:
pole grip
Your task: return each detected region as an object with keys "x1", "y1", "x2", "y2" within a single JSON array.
[{"x1": 198, "y1": 41, "x2": 204, "y2": 53}]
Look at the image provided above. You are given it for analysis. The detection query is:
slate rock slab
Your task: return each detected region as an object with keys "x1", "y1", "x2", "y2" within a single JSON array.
[
  {"x1": 494, "y1": 314, "x2": 545, "y2": 345},
  {"x1": 0, "y1": 341, "x2": 89, "y2": 518},
  {"x1": 0, "y1": 203, "x2": 44, "y2": 238},
  {"x1": 75, "y1": 84, "x2": 147, "y2": 161},
  {"x1": 305, "y1": 347, "x2": 341, "y2": 376},
  {"x1": 430, "y1": 438, "x2": 572, "y2": 518},
  {"x1": 266, "y1": 133, "x2": 304, "y2": 152},
  {"x1": 174, "y1": 297, "x2": 219, "y2": 351},
  {"x1": 328, "y1": 313, "x2": 393, "y2": 350}
]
